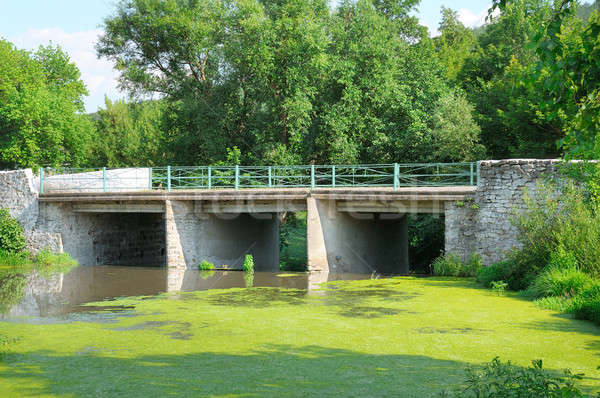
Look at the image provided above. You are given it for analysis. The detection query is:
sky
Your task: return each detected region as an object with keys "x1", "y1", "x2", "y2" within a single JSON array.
[{"x1": 0, "y1": 0, "x2": 493, "y2": 113}]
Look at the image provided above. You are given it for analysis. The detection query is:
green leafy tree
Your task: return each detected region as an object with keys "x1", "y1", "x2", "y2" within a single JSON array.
[
  {"x1": 490, "y1": 0, "x2": 600, "y2": 159},
  {"x1": 434, "y1": 7, "x2": 476, "y2": 81},
  {"x1": 430, "y1": 92, "x2": 485, "y2": 162},
  {"x1": 91, "y1": 98, "x2": 168, "y2": 167},
  {"x1": 0, "y1": 40, "x2": 95, "y2": 168},
  {"x1": 457, "y1": 0, "x2": 564, "y2": 159}
]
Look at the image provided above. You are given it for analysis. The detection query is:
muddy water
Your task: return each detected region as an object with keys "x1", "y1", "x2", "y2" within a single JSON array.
[{"x1": 1, "y1": 266, "x2": 372, "y2": 318}]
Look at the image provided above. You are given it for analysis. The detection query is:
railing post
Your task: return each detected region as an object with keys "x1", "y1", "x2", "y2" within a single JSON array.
[
  {"x1": 167, "y1": 165, "x2": 171, "y2": 192},
  {"x1": 102, "y1": 167, "x2": 107, "y2": 192},
  {"x1": 332, "y1": 165, "x2": 336, "y2": 187},
  {"x1": 476, "y1": 161, "x2": 480, "y2": 187},
  {"x1": 148, "y1": 167, "x2": 153, "y2": 190},
  {"x1": 394, "y1": 163, "x2": 399, "y2": 190},
  {"x1": 235, "y1": 165, "x2": 239, "y2": 190},
  {"x1": 268, "y1": 166, "x2": 272, "y2": 188},
  {"x1": 39, "y1": 167, "x2": 44, "y2": 194},
  {"x1": 208, "y1": 166, "x2": 211, "y2": 189},
  {"x1": 470, "y1": 163, "x2": 474, "y2": 186},
  {"x1": 310, "y1": 165, "x2": 315, "y2": 189}
]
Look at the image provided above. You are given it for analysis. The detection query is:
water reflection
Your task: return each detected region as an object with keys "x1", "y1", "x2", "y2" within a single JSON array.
[{"x1": 1, "y1": 266, "x2": 372, "y2": 318}]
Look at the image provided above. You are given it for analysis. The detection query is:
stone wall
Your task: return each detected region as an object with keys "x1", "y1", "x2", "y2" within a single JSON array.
[
  {"x1": 445, "y1": 159, "x2": 559, "y2": 265},
  {"x1": 35, "y1": 202, "x2": 166, "y2": 266},
  {"x1": 0, "y1": 169, "x2": 62, "y2": 253}
]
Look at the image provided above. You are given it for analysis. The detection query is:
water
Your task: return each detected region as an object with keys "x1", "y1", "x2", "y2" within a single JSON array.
[{"x1": 1, "y1": 265, "x2": 372, "y2": 319}]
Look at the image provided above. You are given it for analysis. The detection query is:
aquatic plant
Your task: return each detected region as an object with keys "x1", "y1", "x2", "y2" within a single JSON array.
[
  {"x1": 198, "y1": 260, "x2": 215, "y2": 270},
  {"x1": 242, "y1": 254, "x2": 254, "y2": 273}
]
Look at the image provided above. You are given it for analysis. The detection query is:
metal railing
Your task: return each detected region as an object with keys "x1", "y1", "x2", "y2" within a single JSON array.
[{"x1": 39, "y1": 163, "x2": 477, "y2": 193}]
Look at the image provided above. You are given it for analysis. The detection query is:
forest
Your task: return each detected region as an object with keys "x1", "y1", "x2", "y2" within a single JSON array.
[{"x1": 0, "y1": 0, "x2": 598, "y2": 170}]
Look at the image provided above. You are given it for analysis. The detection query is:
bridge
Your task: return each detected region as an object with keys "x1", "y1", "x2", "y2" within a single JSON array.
[{"x1": 1, "y1": 160, "x2": 556, "y2": 274}]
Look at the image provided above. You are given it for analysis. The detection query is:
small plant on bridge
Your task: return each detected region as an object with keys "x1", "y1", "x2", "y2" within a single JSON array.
[
  {"x1": 242, "y1": 254, "x2": 254, "y2": 273},
  {"x1": 198, "y1": 260, "x2": 214, "y2": 270}
]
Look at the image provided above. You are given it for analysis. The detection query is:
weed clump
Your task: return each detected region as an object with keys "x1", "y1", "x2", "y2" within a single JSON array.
[
  {"x1": 242, "y1": 254, "x2": 254, "y2": 273},
  {"x1": 198, "y1": 260, "x2": 215, "y2": 270}
]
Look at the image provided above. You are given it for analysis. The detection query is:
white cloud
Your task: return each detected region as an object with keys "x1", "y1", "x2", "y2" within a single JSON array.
[{"x1": 11, "y1": 28, "x2": 123, "y2": 113}]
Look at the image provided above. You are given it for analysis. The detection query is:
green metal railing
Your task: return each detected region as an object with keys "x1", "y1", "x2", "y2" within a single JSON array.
[{"x1": 39, "y1": 163, "x2": 477, "y2": 193}]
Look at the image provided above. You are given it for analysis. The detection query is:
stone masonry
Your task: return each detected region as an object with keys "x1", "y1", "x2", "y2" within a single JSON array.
[{"x1": 445, "y1": 159, "x2": 559, "y2": 265}]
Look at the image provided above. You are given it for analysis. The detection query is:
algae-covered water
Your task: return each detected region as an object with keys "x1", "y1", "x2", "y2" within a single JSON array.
[{"x1": 1, "y1": 266, "x2": 600, "y2": 397}]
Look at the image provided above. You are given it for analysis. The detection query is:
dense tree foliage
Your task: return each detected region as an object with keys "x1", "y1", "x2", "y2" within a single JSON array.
[
  {"x1": 0, "y1": 40, "x2": 94, "y2": 169},
  {"x1": 96, "y1": 0, "x2": 482, "y2": 165},
  {"x1": 1, "y1": 0, "x2": 598, "y2": 169},
  {"x1": 90, "y1": 99, "x2": 168, "y2": 167}
]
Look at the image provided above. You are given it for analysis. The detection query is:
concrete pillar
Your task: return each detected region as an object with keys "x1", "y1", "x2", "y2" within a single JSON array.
[
  {"x1": 165, "y1": 200, "x2": 280, "y2": 271},
  {"x1": 306, "y1": 197, "x2": 409, "y2": 274}
]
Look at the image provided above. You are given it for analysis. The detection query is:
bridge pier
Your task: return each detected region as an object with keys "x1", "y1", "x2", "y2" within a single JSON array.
[
  {"x1": 307, "y1": 197, "x2": 409, "y2": 274},
  {"x1": 165, "y1": 200, "x2": 280, "y2": 271}
]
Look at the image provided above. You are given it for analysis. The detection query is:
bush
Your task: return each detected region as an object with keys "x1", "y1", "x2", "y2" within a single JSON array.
[
  {"x1": 198, "y1": 260, "x2": 215, "y2": 270},
  {"x1": 534, "y1": 296, "x2": 573, "y2": 312},
  {"x1": 440, "y1": 357, "x2": 587, "y2": 397},
  {"x1": 511, "y1": 181, "x2": 600, "y2": 279},
  {"x1": 0, "y1": 208, "x2": 26, "y2": 254},
  {"x1": 476, "y1": 261, "x2": 512, "y2": 288},
  {"x1": 569, "y1": 282, "x2": 600, "y2": 325},
  {"x1": 463, "y1": 253, "x2": 483, "y2": 277},
  {"x1": 242, "y1": 254, "x2": 254, "y2": 273},
  {"x1": 433, "y1": 253, "x2": 482, "y2": 277},
  {"x1": 525, "y1": 266, "x2": 593, "y2": 299},
  {"x1": 34, "y1": 250, "x2": 78, "y2": 267},
  {"x1": 0, "y1": 249, "x2": 30, "y2": 268},
  {"x1": 432, "y1": 253, "x2": 463, "y2": 276}
]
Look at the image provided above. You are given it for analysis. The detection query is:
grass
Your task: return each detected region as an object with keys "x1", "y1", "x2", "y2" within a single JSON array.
[{"x1": 1, "y1": 277, "x2": 599, "y2": 396}]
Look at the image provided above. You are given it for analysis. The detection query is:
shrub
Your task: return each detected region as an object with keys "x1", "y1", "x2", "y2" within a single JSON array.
[
  {"x1": 198, "y1": 260, "x2": 215, "y2": 270},
  {"x1": 511, "y1": 181, "x2": 600, "y2": 278},
  {"x1": 525, "y1": 266, "x2": 593, "y2": 299},
  {"x1": 0, "y1": 249, "x2": 30, "y2": 268},
  {"x1": 476, "y1": 255, "x2": 538, "y2": 292},
  {"x1": 34, "y1": 250, "x2": 78, "y2": 268},
  {"x1": 491, "y1": 280, "x2": 508, "y2": 295},
  {"x1": 463, "y1": 253, "x2": 483, "y2": 277},
  {"x1": 0, "y1": 208, "x2": 26, "y2": 254},
  {"x1": 440, "y1": 357, "x2": 587, "y2": 397},
  {"x1": 242, "y1": 254, "x2": 254, "y2": 273},
  {"x1": 476, "y1": 261, "x2": 512, "y2": 288},
  {"x1": 534, "y1": 296, "x2": 573, "y2": 312},
  {"x1": 569, "y1": 282, "x2": 600, "y2": 325},
  {"x1": 432, "y1": 253, "x2": 462, "y2": 276},
  {"x1": 433, "y1": 253, "x2": 482, "y2": 277}
]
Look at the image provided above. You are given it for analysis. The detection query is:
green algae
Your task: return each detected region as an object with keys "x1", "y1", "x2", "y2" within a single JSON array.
[{"x1": 1, "y1": 277, "x2": 599, "y2": 397}]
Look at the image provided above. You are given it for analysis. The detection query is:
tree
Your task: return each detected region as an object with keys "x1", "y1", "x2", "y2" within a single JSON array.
[
  {"x1": 0, "y1": 40, "x2": 95, "y2": 168},
  {"x1": 456, "y1": 0, "x2": 562, "y2": 159},
  {"x1": 491, "y1": 0, "x2": 600, "y2": 159},
  {"x1": 430, "y1": 92, "x2": 485, "y2": 162},
  {"x1": 91, "y1": 98, "x2": 168, "y2": 167},
  {"x1": 434, "y1": 7, "x2": 476, "y2": 81}
]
